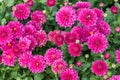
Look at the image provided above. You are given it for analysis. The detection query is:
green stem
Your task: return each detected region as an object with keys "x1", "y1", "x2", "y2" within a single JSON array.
[{"x1": 55, "y1": 74, "x2": 59, "y2": 80}]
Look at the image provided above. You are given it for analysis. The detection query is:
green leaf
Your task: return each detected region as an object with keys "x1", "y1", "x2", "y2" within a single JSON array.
[
  {"x1": 34, "y1": 73, "x2": 45, "y2": 80},
  {"x1": 4, "y1": 0, "x2": 14, "y2": 7}
]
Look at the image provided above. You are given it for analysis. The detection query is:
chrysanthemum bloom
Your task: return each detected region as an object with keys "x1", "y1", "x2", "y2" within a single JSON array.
[
  {"x1": 78, "y1": 9, "x2": 98, "y2": 27},
  {"x1": 87, "y1": 33, "x2": 108, "y2": 53},
  {"x1": 34, "y1": 30, "x2": 47, "y2": 47},
  {"x1": 2, "y1": 50, "x2": 17, "y2": 66},
  {"x1": 93, "y1": 8, "x2": 104, "y2": 20},
  {"x1": 23, "y1": 0, "x2": 34, "y2": 6},
  {"x1": 68, "y1": 42, "x2": 82, "y2": 57},
  {"x1": 95, "y1": 21, "x2": 111, "y2": 36},
  {"x1": 110, "y1": 75, "x2": 120, "y2": 80},
  {"x1": 48, "y1": 30, "x2": 61, "y2": 42},
  {"x1": 110, "y1": 6, "x2": 118, "y2": 14},
  {"x1": 28, "y1": 55, "x2": 46, "y2": 73},
  {"x1": 18, "y1": 37, "x2": 31, "y2": 51},
  {"x1": 116, "y1": 49, "x2": 120, "y2": 64},
  {"x1": 0, "y1": 26, "x2": 13, "y2": 45},
  {"x1": 24, "y1": 24, "x2": 37, "y2": 36},
  {"x1": 31, "y1": 10, "x2": 47, "y2": 25},
  {"x1": 54, "y1": 34, "x2": 64, "y2": 47},
  {"x1": 26, "y1": 35, "x2": 37, "y2": 50},
  {"x1": 52, "y1": 59, "x2": 67, "y2": 73},
  {"x1": 12, "y1": 3, "x2": 30, "y2": 20},
  {"x1": 56, "y1": 6, "x2": 76, "y2": 28},
  {"x1": 7, "y1": 21, "x2": 23, "y2": 38},
  {"x1": 91, "y1": 60, "x2": 108, "y2": 76},
  {"x1": 44, "y1": 48, "x2": 63, "y2": 65},
  {"x1": 75, "y1": 1, "x2": 91, "y2": 9},
  {"x1": 60, "y1": 68, "x2": 79, "y2": 80},
  {"x1": 18, "y1": 51, "x2": 32, "y2": 68},
  {"x1": 64, "y1": 32, "x2": 78, "y2": 44},
  {"x1": 26, "y1": 20, "x2": 41, "y2": 30},
  {"x1": 46, "y1": 0, "x2": 56, "y2": 7}
]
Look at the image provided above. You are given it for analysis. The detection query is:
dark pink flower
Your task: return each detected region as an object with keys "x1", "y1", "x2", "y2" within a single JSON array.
[
  {"x1": 28, "y1": 55, "x2": 46, "y2": 73},
  {"x1": 24, "y1": 0, "x2": 34, "y2": 6},
  {"x1": 110, "y1": 75, "x2": 120, "y2": 80},
  {"x1": 91, "y1": 60, "x2": 108, "y2": 76},
  {"x1": 44, "y1": 48, "x2": 63, "y2": 65},
  {"x1": 56, "y1": 6, "x2": 76, "y2": 28},
  {"x1": 52, "y1": 59, "x2": 67, "y2": 73},
  {"x1": 87, "y1": 33, "x2": 108, "y2": 53},
  {"x1": 110, "y1": 6, "x2": 118, "y2": 14},
  {"x1": 93, "y1": 8, "x2": 104, "y2": 20},
  {"x1": 60, "y1": 68, "x2": 79, "y2": 80},
  {"x1": 78, "y1": 9, "x2": 98, "y2": 27},
  {"x1": 116, "y1": 49, "x2": 120, "y2": 64},
  {"x1": 12, "y1": 3, "x2": 30, "y2": 20},
  {"x1": 75, "y1": 1, "x2": 91, "y2": 9},
  {"x1": 68, "y1": 42, "x2": 82, "y2": 57},
  {"x1": 46, "y1": 0, "x2": 56, "y2": 7},
  {"x1": 104, "y1": 52, "x2": 111, "y2": 60},
  {"x1": 54, "y1": 34, "x2": 64, "y2": 47},
  {"x1": 76, "y1": 60, "x2": 82, "y2": 67},
  {"x1": 0, "y1": 26, "x2": 13, "y2": 45},
  {"x1": 31, "y1": 10, "x2": 47, "y2": 24}
]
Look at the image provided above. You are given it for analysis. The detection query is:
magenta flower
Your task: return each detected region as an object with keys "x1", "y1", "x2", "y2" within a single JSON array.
[
  {"x1": 7, "y1": 21, "x2": 23, "y2": 38},
  {"x1": 54, "y1": 34, "x2": 64, "y2": 47},
  {"x1": 0, "y1": 26, "x2": 13, "y2": 45},
  {"x1": 12, "y1": 3, "x2": 30, "y2": 20},
  {"x1": 26, "y1": 20, "x2": 41, "y2": 30},
  {"x1": 75, "y1": 1, "x2": 91, "y2": 9},
  {"x1": 28, "y1": 55, "x2": 46, "y2": 73},
  {"x1": 24, "y1": 24, "x2": 37, "y2": 36},
  {"x1": 25, "y1": 0, "x2": 34, "y2": 6},
  {"x1": 44, "y1": 48, "x2": 63, "y2": 65},
  {"x1": 116, "y1": 49, "x2": 120, "y2": 64},
  {"x1": 68, "y1": 42, "x2": 82, "y2": 57},
  {"x1": 18, "y1": 51, "x2": 32, "y2": 68},
  {"x1": 78, "y1": 9, "x2": 98, "y2": 27},
  {"x1": 110, "y1": 6, "x2": 118, "y2": 14},
  {"x1": 60, "y1": 68, "x2": 79, "y2": 80},
  {"x1": 31, "y1": 10, "x2": 47, "y2": 24},
  {"x1": 95, "y1": 21, "x2": 111, "y2": 36},
  {"x1": 46, "y1": 0, "x2": 56, "y2": 7},
  {"x1": 56, "y1": 6, "x2": 76, "y2": 28},
  {"x1": 91, "y1": 60, "x2": 108, "y2": 76},
  {"x1": 93, "y1": 8, "x2": 104, "y2": 20},
  {"x1": 2, "y1": 49, "x2": 17, "y2": 66},
  {"x1": 51, "y1": 59, "x2": 67, "y2": 73},
  {"x1": 34, "y1": 30, "x2": 47, "y2": 47},
  {"x1": 18, "y1": 37, "x2": 31, "y2": 51},
  {"x1": 87, "y1": 33, "x2": 108, "y2": 53},
  {"x1": 110, "y1": 75, "x2": 120, "y2": 80}
]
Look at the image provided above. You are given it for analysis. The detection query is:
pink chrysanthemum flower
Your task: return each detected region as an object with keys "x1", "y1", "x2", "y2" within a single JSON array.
[
  {"x1": 18, "y1": 37, "x2": 31, "y2": 51},
  {"x1": 7, "y1": 21, "x2": 23, "y2": 38},
  {"x1": 28, "y1": 55, "x2": 46, "y2": 73},
  {"x1": 60, "y1": 68, "x2": 79, "y2": 80},
  {"x1": 2, "y1": 50, "x2": 17, "y2": 66},
  {"x1": 56, "y1": 6, "x2": 76, "y2": 28},
  {"x1": 52, "y1": 59, "x2": 67, "y2": 74},
  {"x1": 87, "y1": 33, "x2": 108, "y2": 53},
  {"x1": 24, "y1": 0, "x2": 34, "y2": 6},
  {"x1": 44, "y1": 48, "x2": 63, "y2": 65},
  {"x1": 0, "y1": 26, "x2": 13, "y2": 45},
  {"x1": 46, "y1": 0, "x2": 56, "y2": 7},
  {"x1": 78, "y1": 9, "x2": 98, "y2": 27},
  {"x1": 31, "y1": 10, "x2": 47, "y2": 24},
  {"x1": 110, "y1": 75, "x2": 120, "y2": 80},
  {"x1": 54, "y1": 34, "x2": 64, "y2": 47},
  {"x1": 75, "y1": 1, "x2": 91, "y2": 9},
  {"x1": 24, "y1": 24, "x2": 37, "y2": 36},
  {"x1": 34, "y1": 30, "x2": 47, "y2": 47},
  {"x1": 68, "y1": 42, "x2": 82, "y2": 57},
  {"x1": 18, "y1": 51, "x2": 32, "y2": 68},
  {"x1": 116, "y1": 49, "x2": 120, "y2": 64},
  {"x1": 91, "y1": 60, "x2": 108, "y2": 76},
  {"x1": 95, "y1": 21, "x2": 111, "y2": 36},
  {"x1": 12, "y1": 3, "x2": 30, "y2": 20},
  {"x1": 26, "y1": 20, "x2": 41, "y2": 30},
  {"x1": 26, "y1": 35, "x2": 37, "y2": 50},
  {"x1": 93, "y1": 8, "x2": 104, "y2": 20},
  {"x1": 64, "y1": 32, "x2": 79, "y2": 44}
]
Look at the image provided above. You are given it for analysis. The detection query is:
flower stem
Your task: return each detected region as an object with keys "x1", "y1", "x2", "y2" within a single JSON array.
[{"x1": 55, "y1": 74, "x2": 59, "y2": 80}]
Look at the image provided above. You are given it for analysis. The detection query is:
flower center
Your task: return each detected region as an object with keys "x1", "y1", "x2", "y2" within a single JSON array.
[
  {"x1": 7, "y1": 43, "x2": 12, "y2": 47},
  {"x1": 51, "y1": 54, "x2": 56, "y2": 59},
  {"x1": 35, "y1": 62, "x2": 39, "y2": 67},
  {"x1": 58, "y1": 64, "x2": 62, "y2": 69},
  {"x1": 13, "y1": 28, "x2": 17, "y2": 31},
  {"x1": 89, "y1": 31, "x2": 93, "y2": 35},
  {"x1": 7, "y1": 55, "x2": 12, "y2": 59},
  {"x1": 86, "y1": 15, "x2": 91, "y2": 20}
]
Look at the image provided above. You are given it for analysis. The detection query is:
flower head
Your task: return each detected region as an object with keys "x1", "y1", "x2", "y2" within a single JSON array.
[
  {"x1": 110, "y1": 6, "x2": 118, "y2": 14},
  {"x1": 56, "y1": 6, "x2": 76, "y2": 28},
  {"x1": 54, "y1": 34, "x2": 64, "y2": 47},
  {"x1": 75, "y1": 1, "x2": 91, "y2": 9},
  {"x1": 46, "y1": 0, "x2": 56, "y2": 7},
  {"x1": 91, "y1": 60, "x2": 108, "y2": 76},
  {"x1": 93, "y1": 8, "x2": 104, "y2": 20},
  {"x1": 110, "y1": 75, "x2": 120, "y2": 80},
  {"x1": 116, "y1": 49, "x2": 120, "y2": 64}
]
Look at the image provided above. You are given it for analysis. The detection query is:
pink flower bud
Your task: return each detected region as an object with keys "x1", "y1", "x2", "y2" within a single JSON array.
[
  {"x1": 99, "y1": 2, "x2": 104, "y2": 7},
  {"x1": 46, "y1": 0, "x2": 56, "y2": 7},
  {"x1": 115, "y1": 27, "x2": 120, "y2": 32},
  {"x1": 76, "y1": 60, "x2": 82, "y2": 67},
  {"x1": 104, "y1": 53, "x2": 111, "y2": 60},
  {"x1": 110, "y1": 6, "x2": 118, "y2": 14},
  {"x1": 103, "y1": 75, "x2": 108, "y2": 80}
]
